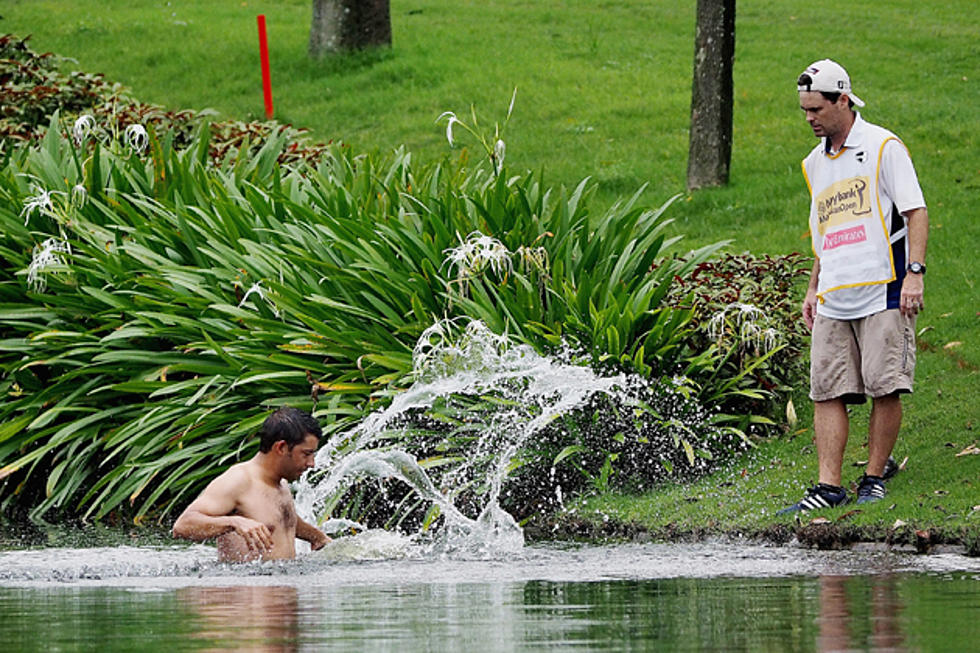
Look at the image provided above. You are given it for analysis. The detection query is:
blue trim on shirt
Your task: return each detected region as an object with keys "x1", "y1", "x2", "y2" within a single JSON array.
[{"x1": 886, "y1": 205, "x2": 905, "y2": 309}]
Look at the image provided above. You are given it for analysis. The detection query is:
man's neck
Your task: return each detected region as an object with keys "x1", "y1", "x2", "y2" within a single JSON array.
[
  {"x1": 250, "y1": 453, "x2": 284, "y2": 487},
  {"x1": 829, "y1": 111, "x2": 857, "y2": 153}
]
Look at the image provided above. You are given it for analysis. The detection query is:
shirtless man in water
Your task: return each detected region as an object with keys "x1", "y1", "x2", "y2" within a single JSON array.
[{"x1": 172, "y1": 406, "x2": 329, "y2": 562}]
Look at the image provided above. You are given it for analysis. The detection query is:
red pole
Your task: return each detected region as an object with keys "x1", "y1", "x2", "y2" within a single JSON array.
[{"x1": 257, "y1": 15, "x2": 274, "y2": 120}]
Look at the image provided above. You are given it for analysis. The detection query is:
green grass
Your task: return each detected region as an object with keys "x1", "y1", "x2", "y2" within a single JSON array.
[{"x1": 2, "y1": 0, "x2": 978, "y2": 538}]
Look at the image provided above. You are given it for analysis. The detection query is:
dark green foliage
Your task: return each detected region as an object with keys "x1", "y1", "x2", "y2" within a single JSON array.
[{"x1": 663, "y1": 252, "x2": 812, "y2": 433}]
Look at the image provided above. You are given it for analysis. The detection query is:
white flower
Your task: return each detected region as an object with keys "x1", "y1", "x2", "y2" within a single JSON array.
[
  {"x1": 72, "y1": 115, "x2": 96, "y2": 145},
  {"x1": 443, "y1": 231, "x2": 513, "y2": 280},
  {"x1": 493, "y1": 139, "x2": 506, "y2": 171},
  {"x1": 516, "y1": 245, "x2": 549, "y2": 277},
  {"x1": 786, "y1": 398, "x2": 798, "y2": 428},
  {"x1": 70, "y1": 184, "x2": 88, "y2": 208},
  {"x1": 706, "y1": 301, "x2": 781, "y2": 354},
  {"x1": 125, "y1": 124, "x2": 149, "y2": 152},
  {"x1": 20, "y1": 188, "x2": 61, "y2": 225},
  {"x1": 26, "y1": 238, "x2": 70, "y2": 292},
  {"x1": 436, "y1": 111, "x2": 460, "y2": 147},
  {"x1": 706, "y1": 309, "x2": 727, "y2": 341},
  {"x1": 238, "y1": 281, "x2": 280, "y2": 318}
]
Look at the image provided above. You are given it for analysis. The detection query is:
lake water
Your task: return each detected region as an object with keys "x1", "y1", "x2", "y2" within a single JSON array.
[{"x1": 2, "y1": 538, "x2": 978, "y2": 652}]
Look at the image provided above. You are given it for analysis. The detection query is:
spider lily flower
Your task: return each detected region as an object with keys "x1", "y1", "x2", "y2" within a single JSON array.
[
  {"x1": 238, "y1": 281, "x2": 281, "y2": 318},
  {"x1": 20, "y1": 188, "x2": 62, "y2": 225},
  {"x1": 707, "y1": 302, "x2": 781, "y2": 354},
  {"x1": 26, "y1": 238, "x2": 70, "y2": 293},
  {"x1": 70, "y1": 184, "x2": 88, "y2": 208},
  {"x1": 436, "y1": 111, "x2": 460, "y2": 147},
  {"x1": 125, "y1": 124, "x2": 149, "y2": 152},
  {"x1": 443, "y1": 231, "x2": 513, "y2": 280},
  {"x1": 516, "y1": 245, "x2": 549, "y2": 277},
  {"x1": 72, "y1": 115, "x2": 96, "y2": 145},
  {"x1": 493, "y1": 139, "x2": 506, "y2": 172}
]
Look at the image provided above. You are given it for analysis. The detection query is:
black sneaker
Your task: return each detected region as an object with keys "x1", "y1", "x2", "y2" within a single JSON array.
[
  {"x1": 777, "y1": 483, "x2": 849, "y2": 514},
  {"x1": 856, "y1": 474, "x2": 886, "y2": 504},
  {"x1": 882, "y1": 456, "x2": 900, "y2": 480}
]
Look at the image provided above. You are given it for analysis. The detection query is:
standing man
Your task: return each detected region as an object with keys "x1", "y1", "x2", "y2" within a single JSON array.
[
  {"x1": 780, "y1": 59, "x2": 929, "y2": 513},
  {"x1": 172, "y1": 406, "x2": 330, "y2": 560}
]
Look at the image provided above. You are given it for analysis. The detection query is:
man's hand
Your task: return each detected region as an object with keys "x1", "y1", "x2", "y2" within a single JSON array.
[
  {"x1": 231, "y1": 516, "x2": 275, "y2": 554},
  {"x1": 802, "y1": 290, "x2": 818, "y2": 331},
  {"x1": 309, "y1": 529, "x2": 330, "y2": 551},
  {"x1": 296, "y1": 517, "x2": 330, "y2": 550},
  {"x1": 900, "y1": 272, "x2": 924, "y2": 317}
]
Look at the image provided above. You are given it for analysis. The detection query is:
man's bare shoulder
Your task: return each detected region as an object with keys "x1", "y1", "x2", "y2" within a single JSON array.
[
  {"x1": 192, "y1": 460, "x2": 258, "y2": 508},
  {"x1": 209, "y1": 460, "x2": 252, "y2": 485}
]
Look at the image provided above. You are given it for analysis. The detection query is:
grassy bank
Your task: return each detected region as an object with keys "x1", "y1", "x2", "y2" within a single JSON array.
[{"x1": 2, "y1": 0, "x2": 977, "y2": 544}]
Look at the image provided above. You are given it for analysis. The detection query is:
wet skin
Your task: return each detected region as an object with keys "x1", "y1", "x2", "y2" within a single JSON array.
[{"x1": 172, "y1": 434, "x2": 327, "y2": 562}]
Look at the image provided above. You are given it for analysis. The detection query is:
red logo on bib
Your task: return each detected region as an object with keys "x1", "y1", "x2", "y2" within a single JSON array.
[{"x1": 823, "y1": 225, "x2": 867, "y2": 250}]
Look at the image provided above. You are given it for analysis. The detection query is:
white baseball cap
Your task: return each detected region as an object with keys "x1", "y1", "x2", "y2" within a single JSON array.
[{"x1": 797, "y1": 59, "x2": 865, "y2": 107}]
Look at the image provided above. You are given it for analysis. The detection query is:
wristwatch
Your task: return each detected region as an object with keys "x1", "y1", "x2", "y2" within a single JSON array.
[{"x1": 907, "y1": 261, "x2": 926, "y2": 274}]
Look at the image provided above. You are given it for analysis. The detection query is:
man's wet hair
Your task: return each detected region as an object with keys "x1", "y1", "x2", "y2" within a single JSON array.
[
  {"x1": 797, "y1": 73, "x2": 852, "y2": 108},
  {"x1": 258, "y1": 406, "x2": 322, "y2": 453}
]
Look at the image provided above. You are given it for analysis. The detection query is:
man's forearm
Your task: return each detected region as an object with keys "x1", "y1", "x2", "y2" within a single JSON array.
[
  {"x1": 172, "y1": 510, "x2": 236, "y2": 542},
  {"x1": 296, "y1": 518, "x2": 328, "y2": 548},
  {"x1": 905, "y1": 207, "x2": 929, "y2": 264}
]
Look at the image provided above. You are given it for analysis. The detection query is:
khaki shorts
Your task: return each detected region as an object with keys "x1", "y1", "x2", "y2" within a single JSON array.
[{"x1": 810, "y1": 309, "x2": 916, "y2": 403}]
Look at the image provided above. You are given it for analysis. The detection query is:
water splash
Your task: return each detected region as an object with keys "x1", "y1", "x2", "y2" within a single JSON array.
[{"x1": 294, "y1": 320, "x2": 629, "y2": 556}]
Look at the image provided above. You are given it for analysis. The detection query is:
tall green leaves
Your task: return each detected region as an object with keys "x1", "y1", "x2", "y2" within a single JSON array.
[{"x1": 1, "y1": 123, "x2": 731, "y2": 522}]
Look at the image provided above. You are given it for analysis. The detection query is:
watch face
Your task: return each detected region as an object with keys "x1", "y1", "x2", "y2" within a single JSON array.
[{"x1": 908, "y1": 262, "x2": 925, "y2": 274}]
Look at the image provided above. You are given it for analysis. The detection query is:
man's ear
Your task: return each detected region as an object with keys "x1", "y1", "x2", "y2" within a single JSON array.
[{"x1": 272, "y1": 440, "x2": 289, "y2": 456}]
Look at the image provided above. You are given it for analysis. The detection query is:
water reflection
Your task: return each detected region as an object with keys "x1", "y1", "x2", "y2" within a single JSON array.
[
  {"x1": 178, "y1": 586, "x2": 299, "y2": 653},
  {"x1": 1, "y1": 548, "x2": 978, "y2": 652},
  {"x1": 817, "y1": 575, "x2": 905, "y2": 652}
]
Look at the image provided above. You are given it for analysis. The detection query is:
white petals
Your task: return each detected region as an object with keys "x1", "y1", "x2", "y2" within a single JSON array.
[
  {"x1": 443, "y1": 231, "x2": 513, "y2": 280},
  {"x1": 515, "y1": 245, "x2": 549, "y2": 277},
  {"x1": 238, "y1": 281, "x2": 281, "y2": 318},
  {"x1": 20, "y1": 188, "x2": 61, "y2": 225},
  {"x1": 70, "y1": 184, "x2": 88, "y2": 208},
  {"x1": 72, "y1": 115, "x2": 96, "y2": 145},
  {"x1": 436, "y1": 111, "x2": 460, "y2": 147},
  {"x1": 125, "y1": 124, "x2": 149, "y2": 152},
  {"x1": 493, "y1": 139, "x2": 506, "y2": 171},
  {"x1": 438, "y1": 90, "x2": 518, "y2": 176},
  {"x1": 27, "y1": 238, "x2": 70, "y2": 293},
  {"x1": 706, "y1": 302, "x2": 782, "y2": 354}
]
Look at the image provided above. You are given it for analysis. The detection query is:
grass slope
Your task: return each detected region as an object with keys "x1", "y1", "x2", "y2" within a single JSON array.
[{"x1": 3, "y1": 0, "x2": 978, "y2": 543}]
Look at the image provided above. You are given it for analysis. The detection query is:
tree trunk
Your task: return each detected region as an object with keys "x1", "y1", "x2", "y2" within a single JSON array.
[
  {"x1": 309, "y1": 0, "x2": 391, "y2": 57},
  {"x1": 686, "y1": 0, "x2": 736, "y2": 190}
]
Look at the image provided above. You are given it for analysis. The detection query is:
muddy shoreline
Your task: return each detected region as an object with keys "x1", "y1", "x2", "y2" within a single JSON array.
[{"x1": 528, "y1": 515, "x2": 980, "y2": 557}]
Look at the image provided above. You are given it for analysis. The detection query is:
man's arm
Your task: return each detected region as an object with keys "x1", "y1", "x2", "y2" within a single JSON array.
[
  {"x1": 295, "y1": 517, "x2": 330, "y2": 551},
  {"x1": 172, "y1": 470, "x2": 275, "y2": 554},
  {"x1": 802, "y1": 256, "x2": 820, "y2": 331},
  {"x1": 900, "y1": 206, "x2": 929, "y2": 317}
]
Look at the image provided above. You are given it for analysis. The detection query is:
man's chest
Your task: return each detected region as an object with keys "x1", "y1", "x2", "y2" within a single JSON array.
[{"x1": 238, "y1": 484, "x2": 297, "y2": 531}]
